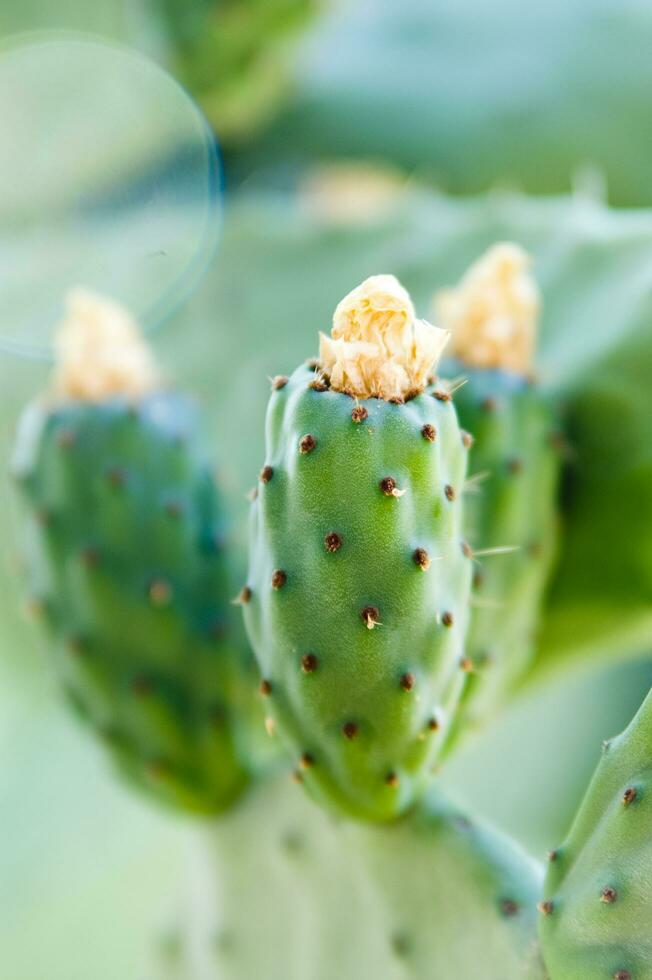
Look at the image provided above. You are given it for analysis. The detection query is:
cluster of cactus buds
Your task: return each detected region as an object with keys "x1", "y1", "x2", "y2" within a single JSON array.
[{"x1": 11, "y1": 240, "x2": 652, "y2": 980}]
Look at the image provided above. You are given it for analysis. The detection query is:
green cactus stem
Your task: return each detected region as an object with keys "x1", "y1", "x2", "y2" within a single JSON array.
[
  {"x1": 434, "y1": 244, "x2": 561, "y2": 748},
  {"x1": 11, "y1": 289, "x2": 255, "y2": 814},
  {"x1": 243, "y1": 275, "x2": 473, "y2": 820}
]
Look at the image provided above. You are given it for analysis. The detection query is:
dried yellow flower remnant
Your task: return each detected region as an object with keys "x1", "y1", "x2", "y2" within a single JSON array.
[
  {"x1": 319, "y1": 275, "x2": 449, "y2": 401},
  {"x1": 300, "y1": 162, "x2": 406, "y2": 224},
  {"x1": 435, "y1": 243, "x2": 540, "y2": 374},
  {"x1": 53, "y1": 289, "x2": 159, "y2": 401}
]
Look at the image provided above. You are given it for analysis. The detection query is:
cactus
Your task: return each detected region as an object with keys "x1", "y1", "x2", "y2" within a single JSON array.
[
  {"x1": 242, "y1": 275, "x2": 472, "y2": 820},
  {"x1": 539, "y1": 687, "x2": 652, "y2": 980},
  {"x1": 434, "y1": 244, "x2": 561, "y2": 742},
  {"x1": 11, "y1": 290, "x2": 256, "y2": 814}
]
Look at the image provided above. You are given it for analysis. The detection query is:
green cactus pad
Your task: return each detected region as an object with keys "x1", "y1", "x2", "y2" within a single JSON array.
[
  {"x1": 444, "y1": 365, "x2": 560, "y2": 746},
  {"x1": 151, "y1": 775, "x2": 545, "y2": 980},
  {"x1": 243, "y1": 362, "x2": 472, "y2": 820},
  {"x1": 12, "y1": 390, "x2": 252, "y2": 814},
  {"x1": 540, "y1": 687, "x2": 652, "y2": 979}
]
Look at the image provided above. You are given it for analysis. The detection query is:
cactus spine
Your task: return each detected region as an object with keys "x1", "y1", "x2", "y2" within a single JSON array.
[
  {"x1": 243, "y1": 275, "x2": 473, "y2": 820},
  {"x1": 435, "y1": 244, "x2": 560, "y2": 741},
  {"x1": 12, "y1": 291, "x2": 254, "y2": 814}
]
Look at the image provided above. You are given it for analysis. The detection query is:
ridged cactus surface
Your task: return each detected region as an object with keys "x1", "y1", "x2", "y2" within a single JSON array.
[
  {"x1": 243, "y1": 276, "x2": 472, "y2": 819},
  {"x1": 540, "y1": 688, "x2": 652, "y2": 980},
  {"x1": 11, "y1": 293, "x2": 253, "y2": 814}
]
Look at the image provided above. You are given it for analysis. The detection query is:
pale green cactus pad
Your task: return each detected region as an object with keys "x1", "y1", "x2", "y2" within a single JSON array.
[{"x1": 150, "y1": 774, "x2": 545, "y2": 980}]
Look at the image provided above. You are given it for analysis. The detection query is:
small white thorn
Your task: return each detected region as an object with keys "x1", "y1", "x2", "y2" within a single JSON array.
[
  {"x1": 366, "y1": 619, "x2": 384, "y2": 630},
  {"x1": 464, "y1": 471, "x2": 491, "y2": 494},
  {"x1": 472, "y1": 545, "x2": 520, "y2": 560},
  {"x1": 311, "y1": 369, "x2": 329, "y2": 386},
  {"x1": 448, "y1": 376, "x2": 469, "y2": 395}
]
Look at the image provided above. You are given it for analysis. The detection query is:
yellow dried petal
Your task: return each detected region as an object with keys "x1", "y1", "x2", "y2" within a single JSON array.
[
  {"x1": 53, "y1": 289, "x2": 159, "y2": 401},
  {"x1": 320, "y1": 275, "x2": 449, "y2": 400},
  {"x1": 435, "y1": 243, "x2": 539, "y2": 374}
]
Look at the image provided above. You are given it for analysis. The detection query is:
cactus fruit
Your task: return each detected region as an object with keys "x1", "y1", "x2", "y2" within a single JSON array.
[
  {"x1": 539, "y1": 687, "x2": 652, "y2": 979},
  {"x1": 153, "y1": 774, "x2": 545, "y2": 980},
  {"x1": 434, "y1": 244, "x2": 560, "y2": 742},
  {"x1": 242, "y1": 275, "x2": 473, "y2": 820},
  {"x1": 11, "y1": 290, "x2": 254, "y2": 814}
]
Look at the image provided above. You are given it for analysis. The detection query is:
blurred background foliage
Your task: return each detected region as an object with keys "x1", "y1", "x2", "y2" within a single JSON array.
[
  {"x1": 241, "y1": 0, "x2": 652, "y2": 205},
  {"x1": 1, "y1": 2, "x2": 652, "y2": 978},
  {"x1": 5, "y1": 0, "x2": 652, "y2": 203}
]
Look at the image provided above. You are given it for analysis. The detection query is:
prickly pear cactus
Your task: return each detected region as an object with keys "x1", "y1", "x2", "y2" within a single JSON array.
[
  {"x1": 8, "y1": 187, "x2": 652, "y2": 979},
  {"x1": 11, "y1": 290, "x2": 254, "y2": 814},
  {"x1": 539, "y1": 686, "x2": 652, "y2": 979},
  {"x1": 242, "y1": 275, "x2": 473, "y2": 820},
  {"x1": 181, "y1": 188, "x2": 652, "y2": 678},
  {"x1": 152, "y1": 774, "x2": 545, "y2": 980},
  {"x1": 434, "y1": 244, "x2": 560, "y2": 741}
]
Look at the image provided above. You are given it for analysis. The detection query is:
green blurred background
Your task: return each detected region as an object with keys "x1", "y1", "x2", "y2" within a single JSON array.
[{"x1": 2, "y1": 2, "x2": 652, "y2": 977}]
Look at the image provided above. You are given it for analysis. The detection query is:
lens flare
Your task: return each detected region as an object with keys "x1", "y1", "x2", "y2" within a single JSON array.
[{"x1": 0, "y1": 33, "x2": 222, "y2": 358}]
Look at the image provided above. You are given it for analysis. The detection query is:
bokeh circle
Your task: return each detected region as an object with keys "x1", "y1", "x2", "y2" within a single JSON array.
[{"x1": 0, "y1": 33, "x2": 222, "y2": 358}]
